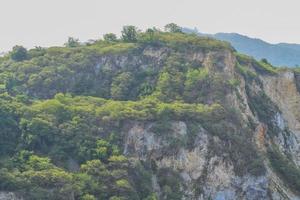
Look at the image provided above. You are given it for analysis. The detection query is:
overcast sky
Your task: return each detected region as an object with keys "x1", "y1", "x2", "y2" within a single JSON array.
[{"x1": 1, "y1": 0, "x2": 300, "y2": 52}]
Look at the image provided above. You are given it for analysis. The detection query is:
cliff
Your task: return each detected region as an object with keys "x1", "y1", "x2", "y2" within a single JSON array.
[{"x1": 0, "y1": 31, "x2": 300, "y2": 200}]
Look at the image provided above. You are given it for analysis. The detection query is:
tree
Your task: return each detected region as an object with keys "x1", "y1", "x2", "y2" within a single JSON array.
[
  {"x1": 261, "y1": 58, "x2": 269, "y2": 64},
  {"x1": 121, "y1": 26, "x2": 138, "y2": 42},
  {"x1": 81, "y1": 194, "x2": 96, "y2": 200},
  {"x1": 111, "y1": 72, "x2": 134, "y2": 100},
  {"x1": 145, "y1": 28, "x2": 155, "y2": 41},
  {"x1": 10, "y1": 45, "x2": 28, "y2": 61},
  {"x1": 103, "y1": 33, "x2": 118, "y2": 42},
  {"x1": 28, "y1": 46, "x2": 46, "y2": 58},
  {"x1": 164, "y1": 23, "x2": 182, "y2": 33},
  {"x1": 65, "y1": 37, "x2": 80, "y2": 47},
  {"x1": 0, "y1": 98, "x2": 20, "y2": 155}
]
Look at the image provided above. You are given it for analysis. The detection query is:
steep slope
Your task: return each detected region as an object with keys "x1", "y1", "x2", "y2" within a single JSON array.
[{"x1": 0, "y1": 31, "x2": 300, "y2": 200}]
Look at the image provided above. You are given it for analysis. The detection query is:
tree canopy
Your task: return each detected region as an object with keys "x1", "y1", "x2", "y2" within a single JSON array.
[{"x1": 121, "y1": 25, "x2": 138, "y2": 42}]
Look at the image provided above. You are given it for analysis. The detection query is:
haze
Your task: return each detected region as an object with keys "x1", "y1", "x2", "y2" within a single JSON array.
[{"x1": 1, "y1": 0, "x2": 300, "y2": 52}]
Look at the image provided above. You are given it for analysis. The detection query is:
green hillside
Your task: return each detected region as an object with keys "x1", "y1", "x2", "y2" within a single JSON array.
[{"x1": 1, "y1": 25, "x2": 300, "y2": 200}]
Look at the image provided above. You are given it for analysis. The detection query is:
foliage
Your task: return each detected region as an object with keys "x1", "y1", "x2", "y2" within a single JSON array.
[
  {"x1": 183, "y1": 67, "x2": 209, "y2": 102},
  {"x1": 164, "y1": 23, "x2": 183, "y2": 33},
  {"x1": 0, "y1": 25, "x2": 286, "y2": 199},
  {"x1": 111, "y1": 72, "x2": 135, "y2": 100},
  {"x1": 155, "y1": 56, "x2": 187, "y2": 101},
  {"x1": 65, "y1": 37, "x2": 80, "y2": 48},
  {"x1": 257, "y1": 60, "x2": 278, "y2": 74},
  {"x1": 88, "y1": 42, "x2": 137, "y2": 54},
  {"x1": 121, "y1": 25, "x2": 138, "y2": 42},
  {"x1": 138, "y1": 31, "x2": 232, "y2": 51},
  {"x1": 236, "y1": 62, "x2": 257, "y2": 79},
  {"x1": 235, "y1": 52, "x2": 277, "y2": 74},
  {"x1": 0, "y1": 94, "x2": 22, "y2": 155},
  {"x1": 10, "y1": 46, "x2": 28, "y2": 61},
  {"x1": 104, "y1": 33, "x2": 118, "y2": 42},
  {"x1": 0, "y1": 90, "x2": 223, "y2": 199}
]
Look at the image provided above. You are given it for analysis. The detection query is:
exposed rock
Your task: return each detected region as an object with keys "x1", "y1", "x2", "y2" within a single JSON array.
[
  {"x1": 0, "y1": 192, "x2": 22, "y2": 200},
  {"x1": 261, "y1": 71, "x2": 300, "y2": 136},
  {"x1": 120, "y1": 50, "x2": 300, "y2": 199}
]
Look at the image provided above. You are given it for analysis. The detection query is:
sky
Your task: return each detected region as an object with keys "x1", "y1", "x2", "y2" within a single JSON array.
[{"x1": 1, "y1": 0, "x2": 300, "y2": 52}]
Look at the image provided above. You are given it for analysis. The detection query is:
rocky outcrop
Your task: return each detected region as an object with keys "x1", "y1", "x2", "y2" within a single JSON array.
[
  {"x1": 261, "y1": 71, "x2": 300, "y2": 136},
  {"x1": 261, "y1": 71, "x2": 300, "y2": 166},
  {"x1": 120, "y1": 50, "x2": 300, "y2": 199},
  {"x1": 0, "y1": 192, "x2": 22, "y2": 200},
  {"x1": 123, "y1": 120, "x2": 287, "y2": 199}
]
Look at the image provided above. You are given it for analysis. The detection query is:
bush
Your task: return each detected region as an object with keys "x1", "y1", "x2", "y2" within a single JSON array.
[
  {"x1": 121, "y1": 26, "x2": 138, "y2": 42},
  {"x1": 65, "y1": 37, "x2": 80, "y2": 47},
  {"x1": 104, "y1": 33, "x2": 118, "y2": 42},
  {"x1": 164, "y1": 23, "x2": 183, "y2": 33},
  {"x1": 11, "y1": 46, "x2": 28, "y2": 61}
]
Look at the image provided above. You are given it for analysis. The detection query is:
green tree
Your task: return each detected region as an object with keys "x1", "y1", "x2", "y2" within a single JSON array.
[
  {"x1": 164, "y1": 23, "x2": 182, "y2": 33},
  {"x1": 104, "y1": 33, "x2": 118, "y2": 42},
  {"x1": 142, "y1": 28, "x2": 157, "y2": 42},
  {"x1": 20, "y1": 117, "x2": 56, "y2": 151},
  {"x1": 156, "y1": 56, "x2": 186, "y2": 101},
  {"x1": 81, "y1": 194, "x2": 97, "y2": 200},
  {"x1": 0, "y1": 98, "x2": 20, "y2": 155},
  {"x1": 121, "y1": 26, "x2": 138, "y2": 42},
  {"x1": 26, "y1": 155, "x2": 54, "y2": 171},
  {"x1": 261, "y1": 58, "x2": 269, "y2": 64},
  {"x1": 65, "y1": 37, "x2": 80, "y2": 47},
  {"x1": 111, "y1": 72, "x2": 134, "y2": 100},
  {"x1": 10, "y1": 45, "x2": 28, "y2": 61}
]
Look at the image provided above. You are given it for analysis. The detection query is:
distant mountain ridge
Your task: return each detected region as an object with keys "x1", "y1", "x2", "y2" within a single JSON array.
[{"x1": 184, "y1": 28, "x2": 300, "y2": 67}]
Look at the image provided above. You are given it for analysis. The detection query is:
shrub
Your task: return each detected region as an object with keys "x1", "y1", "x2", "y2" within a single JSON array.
[
  {"x1": 104, "y1": 33, "x2": 118, "y2": 42},
  {"x1": 121, "y1": 26, "x2": 138, "y2": 42},
  {"x1": 65, "y1": 37, "x2": 80, "y2": 48},
  {"x1": 11, "y1": 46, "x2": 28, "y2": 61},
  {"x1": 164, "y1": 23, "x2": 183, "y2": 33}
]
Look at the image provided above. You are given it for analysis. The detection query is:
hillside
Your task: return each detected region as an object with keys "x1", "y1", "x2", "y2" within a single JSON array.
[
  {"x1": 184, "y1": 28, "x2": 300, "y2": 67},
  {"x1": 214, "y1": 33, "x2": 300, "y2": 67},
  {"x1": 1, "y1": 26, "x2": 300, "y2": 200}
]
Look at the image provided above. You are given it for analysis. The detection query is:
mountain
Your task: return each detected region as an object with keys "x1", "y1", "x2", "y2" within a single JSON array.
[
  {"x1": 214, "y1": 33, "x2": 300, "y2": 67},
  {"x1": 1, "y1": 29, "x2": 300, "y2": 200},
  {"x1": 184, "y1": 28, "x2": 300, "y2": 67}
]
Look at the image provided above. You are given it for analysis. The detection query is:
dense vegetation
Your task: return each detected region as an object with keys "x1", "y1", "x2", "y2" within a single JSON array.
[
  {"x1": 0, "y1": 24, "x2": 231, "y2": 199},
  {"x1": 0, "y1": 24, "x2": 294, "y2": 199}
]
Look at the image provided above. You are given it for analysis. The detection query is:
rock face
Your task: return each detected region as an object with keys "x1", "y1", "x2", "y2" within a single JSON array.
[
  {"x1": 124, "y1": 121, "x2": 270, "y2": 200},
  {"x1": 0, "y1": 192, "x2": 22, "y2": 200},
  {"x1": 119, "y1": 50, "x2": 300, "y2": 199},
  {"x1": 262, "y1": 71, "x2": 300, "y2": 136},
  {"x1": 260, "y1": 71, "x2": 300, "y2": 166}
]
